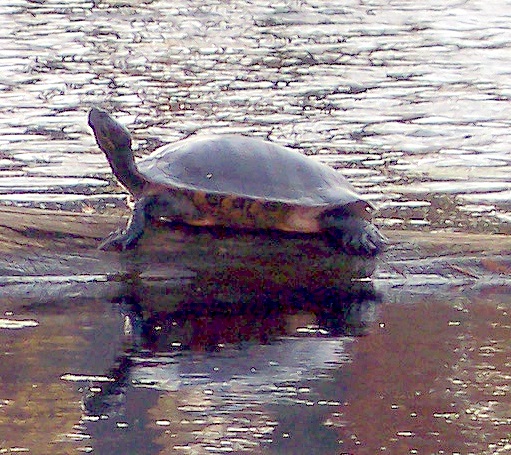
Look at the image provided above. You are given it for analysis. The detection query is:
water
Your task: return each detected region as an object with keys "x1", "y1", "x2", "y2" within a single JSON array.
[
  {"x1": 1, "y1": 0, "x2": 511, "y2": 453},
  {"x1": 340, "y1": 289, "x2": 511, "y2": 454},
  {"x1": 1, "y1": 0, "x2": 511, "y2": 229},
  {"x1": 1, "y1": 274, "x2": 510, "y2": 455}
]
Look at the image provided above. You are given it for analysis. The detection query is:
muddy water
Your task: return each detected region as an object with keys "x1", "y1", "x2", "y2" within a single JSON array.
[{"x1": 1, "y1": 0, "x2": 511, "y2": 454}]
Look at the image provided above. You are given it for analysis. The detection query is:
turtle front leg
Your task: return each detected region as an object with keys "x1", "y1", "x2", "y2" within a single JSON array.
[
  {"x1": 321, "y1": 214, "x2": 387, "y2": 256},
  {"x1": 99, "y1": 197, "x2": 152, "y2": 251}
]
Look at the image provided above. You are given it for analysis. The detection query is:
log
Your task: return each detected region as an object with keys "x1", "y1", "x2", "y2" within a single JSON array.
[
  {"x1": 1, "y1": 206, "x2": 510, "y2": 314},
  {"x1": 0, "y1": 206, "x2": 376, "y2": 311}
]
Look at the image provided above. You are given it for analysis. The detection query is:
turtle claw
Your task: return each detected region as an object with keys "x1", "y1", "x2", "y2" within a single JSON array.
[
  {"x1": 340, "y1": 231, "x2": 371, "y2": 256},
  {"x1": 98, "y1": 228, "x2": 140, "y2": 251},
  {"x1": 99, "y1": 199, "x2": 149, "y2": 251},
  {"x1": 324, "y1": 215, "x2": 386, "y2": 256},
  {"x1": 358, "y1": 224, "x2": 387, "y2": 256},
  {"x1": 341, "y1": 232, "x2": 380, "y2": 257}
]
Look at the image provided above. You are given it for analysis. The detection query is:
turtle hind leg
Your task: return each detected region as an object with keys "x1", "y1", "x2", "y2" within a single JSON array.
[
  {"x1": 99, "y1": 197, "x2": 150, "y2": 251},
  {"x1": 321, "y1": 214, "x2": 387, "y2": 256}
]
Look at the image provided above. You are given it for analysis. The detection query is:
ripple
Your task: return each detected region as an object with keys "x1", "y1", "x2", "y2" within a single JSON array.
[
  {"x1": 0, "y1": 318, "x2": 39, "y2": 329},
  {"x1": 386, "y1": 181, "x2": 511, "y2": 195},
  {"x1": 0, "y1": 176, "x2": 108, "y2": 192},
  {"x1": 458, "y1": 191, "x2": 511, "y2": 204}
]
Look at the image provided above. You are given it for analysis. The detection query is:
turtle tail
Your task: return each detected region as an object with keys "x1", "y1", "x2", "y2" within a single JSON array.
[{"x1": 321, "y1": 212, "x2": 387, "y2": 256}]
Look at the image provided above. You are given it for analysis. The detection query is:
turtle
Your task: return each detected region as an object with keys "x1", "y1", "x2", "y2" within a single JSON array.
[{"x1": 88, "y1": 107, "x2": 386, "y2": 255}]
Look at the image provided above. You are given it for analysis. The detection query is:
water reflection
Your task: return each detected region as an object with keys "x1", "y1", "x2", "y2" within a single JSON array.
[
  {"x1": 79, "y1": 285, "x2": 378, "y2": 455},
  {"x1": 69, "y1": 229, "x2": 379, "y2": 454},
  {"x1": 3, "y1": 271, "x2": 511, "y2": 454}
]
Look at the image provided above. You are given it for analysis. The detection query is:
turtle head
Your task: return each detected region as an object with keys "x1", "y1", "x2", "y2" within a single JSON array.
[
  {"x1": 88, "y1": 108, "x2": 146, "y2": 194},
  {"x1": 88, "y1": 108, "x2": 132, "y2": 156}
]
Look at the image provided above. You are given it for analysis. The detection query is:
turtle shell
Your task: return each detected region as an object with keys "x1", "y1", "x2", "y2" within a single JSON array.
[{"x1": 138, "y1": 135, "x2": 366, "y2": 212}]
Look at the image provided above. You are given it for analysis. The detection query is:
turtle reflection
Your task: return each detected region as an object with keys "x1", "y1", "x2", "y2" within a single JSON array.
[
  {"x1": 83, "y1": 282, "x2": 379, "y2": 417},
  {"x1": 81, "y1": 226, "x2": 379, "y2": 452}
]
